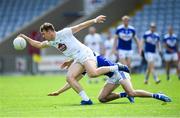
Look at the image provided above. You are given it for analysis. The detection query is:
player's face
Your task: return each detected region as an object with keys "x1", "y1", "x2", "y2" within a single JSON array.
[
  {"x1": 150, "y1": 26, "x2": 156, "y2": 32},
  {"x1": 41, "y1": 30, "x2": 54, "y2": 41},
  {"x1": 123, "y1": 19, "x2": 129, "y2": 26},
  {"x1": 168, "y1": 27, "x2": 173, "y2": 34}
]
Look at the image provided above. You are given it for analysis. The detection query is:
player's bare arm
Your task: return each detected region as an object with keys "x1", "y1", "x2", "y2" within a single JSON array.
[
  {"x1": 18, "y1": 34, "x2": 49, "y2": 48},
  {"x1": 111, "y1": 35, "x2": 118, "y2": 54},
  {"x1": 71, "y1": 15, "x2": 106, "y2": 34},
  {"x1": 134, "y1": 35, "x2": 141, "y2": 54},
  {"x1": 48, "y1": 74, "x2": 83, "y2": 96}
]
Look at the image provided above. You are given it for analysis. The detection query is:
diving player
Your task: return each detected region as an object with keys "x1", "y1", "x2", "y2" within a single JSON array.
[{"x1": 48, "y1": 53, "x2": 172, "y2": 104}]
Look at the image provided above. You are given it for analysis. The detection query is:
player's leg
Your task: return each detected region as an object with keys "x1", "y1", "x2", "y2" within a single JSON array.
[
  {"x1": 172, "y1": 53, "x2": 180, "y2": 79},
  {"x1": 126, "y1": 57, "x2": 131, "y2": 70},
  {"x1": 98, "y1": 83, "x2": 119, "y2": 103},
  {"x1": 150, "y1": 61, "x2": 160, "y2": 84},
  {"x1": 173, "y1": 60, "x2": 180, "y2": 79},
  {"x1": 84, "y1": 59, "x2": 129, "y2": 78},
  {"x1": 120, "y1": 75, "x2": 171, "y2": 102},
  {"x1": 144, "y1": 61, "x2": 151, "y2": 84},
  {"x1": 66, "y1": 62, "x2": 92, "y2": 104},
  {"x1": 165, "y1": 61, "x2": 171, "y2": 80}
]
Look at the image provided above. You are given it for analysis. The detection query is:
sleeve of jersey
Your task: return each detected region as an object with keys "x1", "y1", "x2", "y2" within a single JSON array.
[
  {"x1": 115, "y1": 29, "x2": 119, "y2": 35},
  {"x1": 42, "y1": 40, "x2": 51, "y2": 46},
  {"x1": 62, "y1": 28, "x2": 73, "y2": 37},
  {"x1": 143, "y1": 34, "x2": 146, "y2": 40}
]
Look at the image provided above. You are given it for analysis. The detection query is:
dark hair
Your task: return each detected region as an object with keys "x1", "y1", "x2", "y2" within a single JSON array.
[{"x1": 40, "y1": 22, "x2": 55, "y2": 32}]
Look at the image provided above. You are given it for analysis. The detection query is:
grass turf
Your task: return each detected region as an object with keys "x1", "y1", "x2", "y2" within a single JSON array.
[{"x1": 0, "y1": 74, "x2": 179, "y2": 117}]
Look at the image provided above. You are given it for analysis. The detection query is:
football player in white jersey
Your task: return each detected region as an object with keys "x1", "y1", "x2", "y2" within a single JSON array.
[
  {"x1": 18, "y1": 15, "x2": 129, "y2": 105},
  {"x1": 163, "y1": 26, "x2": 180, "y2": 80},
  {"x1": 84, "y1": 26, "x2": 103, "y2": 83}
]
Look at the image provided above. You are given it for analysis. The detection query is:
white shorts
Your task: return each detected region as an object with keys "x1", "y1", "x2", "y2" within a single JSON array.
[
  {"x1": 164, "y1": 53, "x2": 178, "y2": 62},
  {"x1": 118, "y1": 49, "x2": 133, "y2": 59},
  {"x1": 144, "y1": 52, "x2": 157, "y2": 63},
  {"x1": 106, "y1": 71, "x2": 131, "y2": 85},
  {"x1": 74, "y1": 48, "x2": 96, "y2": 65}
]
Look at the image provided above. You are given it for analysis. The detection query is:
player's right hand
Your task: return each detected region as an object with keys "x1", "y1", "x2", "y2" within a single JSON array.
[
  {"x1": 94, "y1": 15, "x2": 106, "y2": 23},
  {"x1": 60, "y1": 60, "x2": 73, "y2": 69}
]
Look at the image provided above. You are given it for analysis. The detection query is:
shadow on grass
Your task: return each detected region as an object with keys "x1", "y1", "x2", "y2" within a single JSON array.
[{"x1": 50, "y1": 101, "x2": 129, "y2": 107}]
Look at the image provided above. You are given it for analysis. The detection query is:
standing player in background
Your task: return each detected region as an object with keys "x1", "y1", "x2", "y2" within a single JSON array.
[
  {"x1": 84, "y1": 26, "x2": 104, "y2": 83},
  {"x1": 18, "y1": 15, "x2": 129, "y2": 105},
  {"x1": 112, "y1": 15, "x2": 140, "y2": 71},
  {"x1": 84, "y1": 26, "x2": 103, "y2": 55},
  {"x1": 141, "y1": 23, "x2": 161, "y2": 84},
  {"x1": 104, "y1": 31, "x2": 117, "y2": 63},
  {"x1": 163, "y1": 26, "x2": 180, "y2": 80}
]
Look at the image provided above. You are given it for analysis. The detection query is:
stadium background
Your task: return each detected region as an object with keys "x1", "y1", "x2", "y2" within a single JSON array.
[
  {"x1": 0, "y1": 0, "x2": 180, "y2": 117},
  {"x1": 0, "y1": 0, "x2": 179, "y2": 74}
]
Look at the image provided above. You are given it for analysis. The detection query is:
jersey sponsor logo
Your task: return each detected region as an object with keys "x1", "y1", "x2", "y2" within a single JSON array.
[{"x1": 58, "y1": 43, "x2": 67, "y2": 52}]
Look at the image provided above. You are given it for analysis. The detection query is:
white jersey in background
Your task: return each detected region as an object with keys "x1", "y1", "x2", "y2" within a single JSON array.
[
  {"x1": 45, "y1": 28, "x2": 95, "y2": 64},
  {"x1": 104, "y1": 38, "x2": 117, "y2": 62},
  {"x1": 84, "y1": 33, "x2": 102, "y2": 54}
]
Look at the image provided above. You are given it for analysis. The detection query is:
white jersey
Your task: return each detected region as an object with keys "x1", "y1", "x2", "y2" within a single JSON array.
[
  {"x1": 104, "y1": 39, "x2": 114, "y2": 57},
  {"x1": 104, "y1": 39, "x2": 117, "y2": 62},
  {"x1": 84, "y1": 33, "x2": 102, "y2": 54},
  {"x1": 45, "y1": 28, "x2": 95, "y2": 63}
]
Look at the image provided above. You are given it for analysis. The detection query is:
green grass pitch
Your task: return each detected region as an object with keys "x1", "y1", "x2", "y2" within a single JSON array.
[{"x1": 0, "y1": 74, "x2": 179, "y2": 117}]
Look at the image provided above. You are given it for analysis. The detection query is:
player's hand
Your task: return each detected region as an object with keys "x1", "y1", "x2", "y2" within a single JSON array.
[
  {"x1": 17, "y1": 34, "x2": 27, "y2": 40},
  {"x1": 60, "y1": 60, "x2": 73, "y2": 69},
  {"x1": 94, "y1": 15, "x2": 106, "y2": 23},
  {"x1": 48, "y1": 91, "x2": 60, "y2": 96}
]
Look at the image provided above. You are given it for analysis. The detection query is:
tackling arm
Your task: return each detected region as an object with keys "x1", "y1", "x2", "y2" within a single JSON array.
[{"x1": 48, "y1": 75, "x2": 83, "y2": 96}]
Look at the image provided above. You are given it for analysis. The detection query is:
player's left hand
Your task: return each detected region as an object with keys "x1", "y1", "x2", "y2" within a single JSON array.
[
  {"x1": 95, "y1": 15, "x2": 106, "y2": 23},
  {"x1": 48, "y1": 91, "x2": 60, "y2": 96}
]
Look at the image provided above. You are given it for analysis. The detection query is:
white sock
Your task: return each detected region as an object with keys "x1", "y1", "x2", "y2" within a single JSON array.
[
  {"x1": 79, "y1": 90, "x2": 90, "y2": 101},
  {"x1": 109, "y1": 65, "x2": 118, "y2": 72}
]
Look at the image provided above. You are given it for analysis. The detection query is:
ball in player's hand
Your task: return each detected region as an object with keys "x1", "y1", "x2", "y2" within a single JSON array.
[{"x1": 13, "y1": 37, "x2": 27, "y2": 50}]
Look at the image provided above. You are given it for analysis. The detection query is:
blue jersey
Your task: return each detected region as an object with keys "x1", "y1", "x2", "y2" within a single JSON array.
[
  {"x1": 96, "y1": 55, "x2": 115, "y2": 77},
  {"x1": 115, "y1": 25, "x2": 136, "y2": 50},
  {"x1": 163, "y1": 33, "x2": 178, "y2": 53},
  {"x1": 143, "y1": 30, "x2": 160, "y2": 53}
]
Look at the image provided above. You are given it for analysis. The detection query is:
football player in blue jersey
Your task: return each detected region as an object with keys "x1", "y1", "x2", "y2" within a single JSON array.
[
  {"x1": 48, "y1": 53, "x2": 171, "y2": 104},
  {"x1": 141, "y1": 23, "x2": 161, "y2": 84},
  {"x1": 112, "y1": 15, "x2": 141, "y2": 71},
  {"x1": 163, "y1": 26, "x2": 180, "y2": 80}
]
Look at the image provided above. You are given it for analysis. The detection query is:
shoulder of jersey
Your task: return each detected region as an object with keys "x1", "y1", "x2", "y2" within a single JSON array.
[
  {"x1": 154, "y1": 32, "x2": 160, "y2": 36},
  {"x1": 145, "y1": 30, "x2": 151, "y2": 35},
  {"x1": 128, "y1": 25, "x2": 135, "y2": 30},
  {"x1": 116, "y1": 24, "x2": 124, "y2": 29}
]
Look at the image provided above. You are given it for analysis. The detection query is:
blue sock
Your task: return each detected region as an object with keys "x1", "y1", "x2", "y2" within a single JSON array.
[
  {"x1": 119, "y1": 92, "x2": 127, "y2": 98},
  {"x1": 152, "y1": 94, "x2": 160, "y2": 99}
]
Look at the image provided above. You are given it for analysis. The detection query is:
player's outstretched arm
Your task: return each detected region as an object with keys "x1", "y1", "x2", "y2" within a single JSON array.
[
  {"x1": 48, "y1": 83, "x2": 71, "y2": 96},
  {"x1": 71, "y1": 15, "x2": 106, "y2": 34},
  {"x1": 18, "y1": 34, "x2": 49, "y2": 49},
  {"x1": 48, "y1": 75, "x2": 83, "y2": 96}
]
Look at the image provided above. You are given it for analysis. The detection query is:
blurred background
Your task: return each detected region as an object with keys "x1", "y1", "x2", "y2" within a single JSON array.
[{"x1": 0, "y1": 0, "x2": 179, "y2": 75}]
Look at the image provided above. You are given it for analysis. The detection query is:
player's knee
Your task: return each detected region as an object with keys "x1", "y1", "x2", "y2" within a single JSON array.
[
  {"x1": 126, "y1": 90, "x2": 136, "y2": 97},
  {"x1": 88, "y1": 72, "x2": 98, "y2": 78},
  {"x1": 66, "y1": 74, "x2": 75, "y2": 83},
  {"x1": 98, "y1": 97, "x2": 107, "y2": 103}
]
